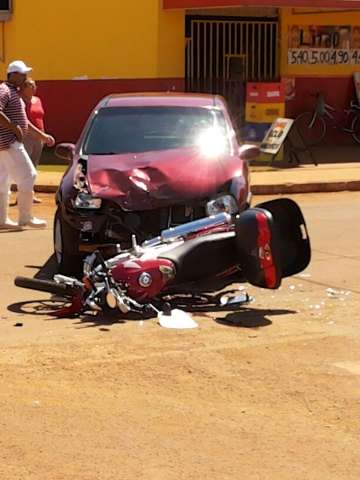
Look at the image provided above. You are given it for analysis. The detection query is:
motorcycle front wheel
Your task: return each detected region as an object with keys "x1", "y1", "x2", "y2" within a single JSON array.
[{"x1": 14, "y1": 276, "x2": 74, "y2": 296}]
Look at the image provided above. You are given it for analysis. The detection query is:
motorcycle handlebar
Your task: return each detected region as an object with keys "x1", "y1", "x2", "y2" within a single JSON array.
[{"x1": 160, "y1": 212, "x2": 232, "y2": 243}]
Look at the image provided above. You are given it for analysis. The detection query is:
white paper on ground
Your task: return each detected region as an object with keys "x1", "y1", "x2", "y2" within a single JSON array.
[{"x1": 158, "y1": 309, "x2": 198, "y2": 329}]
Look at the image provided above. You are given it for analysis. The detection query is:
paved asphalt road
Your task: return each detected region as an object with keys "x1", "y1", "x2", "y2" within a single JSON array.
[{"x1": 0, "y1": 192, "x2": 360, "y2": 480}]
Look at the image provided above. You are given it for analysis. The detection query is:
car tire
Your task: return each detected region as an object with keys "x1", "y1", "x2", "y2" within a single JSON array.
[{"x1": 53, "y1": 207, "x2": 83, "y2": 277}]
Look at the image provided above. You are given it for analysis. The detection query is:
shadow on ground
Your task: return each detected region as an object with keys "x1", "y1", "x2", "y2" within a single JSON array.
[
  {"x1": 7, "y1": 293, "x2": 296, "y2": 331},
  {"x1": 252, "y1": 143, "x2": 360, "y2": 169}
]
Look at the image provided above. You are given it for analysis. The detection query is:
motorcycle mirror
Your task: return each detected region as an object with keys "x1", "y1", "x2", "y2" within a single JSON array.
[{"x1": 238, "y1": 144, "x2": 260, "y2": 161}]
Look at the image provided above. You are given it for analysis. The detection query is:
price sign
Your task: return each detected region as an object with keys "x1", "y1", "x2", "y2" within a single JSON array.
[
  {"x1": 288, "y1": 48, "x2": 360, "y2": 65},
  {"x1": 260, "y1": 118, "x2": 294, "y2": 156}
]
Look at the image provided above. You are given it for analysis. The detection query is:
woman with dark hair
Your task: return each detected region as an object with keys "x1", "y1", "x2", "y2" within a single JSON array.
[{"x1": 20, "y1": 78, "x2": 45, "y2": 203}]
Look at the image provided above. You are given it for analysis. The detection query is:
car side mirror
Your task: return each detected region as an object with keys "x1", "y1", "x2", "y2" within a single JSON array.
[
  {"x1": 55, "y1": 143, "x2": 75, "y2": 161},
  {"x1": 238, "y1": 144, "x2": 260, "y2": 161}
]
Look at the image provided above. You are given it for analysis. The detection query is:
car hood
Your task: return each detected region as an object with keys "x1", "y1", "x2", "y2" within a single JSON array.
[{"x1": 84, "y1": 147, "x2": 245, "y2": 210}]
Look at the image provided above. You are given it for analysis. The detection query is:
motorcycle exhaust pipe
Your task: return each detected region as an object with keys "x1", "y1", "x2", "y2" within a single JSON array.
[{"x1": 160, "y1": 212, "x2": 232, "y2": 243}]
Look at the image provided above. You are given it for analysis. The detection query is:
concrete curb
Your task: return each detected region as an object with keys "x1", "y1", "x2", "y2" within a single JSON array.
[
  {"x1": 34, "y1": 185, "x2": 58, "y2": 194},
  {"x1": 251, "y1": 180, "x2": 360, "y2": 195},
  {"x1": 34, "y1": 180, "x2": 360, "y2": 196}
]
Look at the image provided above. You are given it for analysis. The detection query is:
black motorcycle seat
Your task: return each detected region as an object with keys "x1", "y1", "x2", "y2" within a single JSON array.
[{"x1": 159, "y1": 231, "x2": 237, "y2": 283}]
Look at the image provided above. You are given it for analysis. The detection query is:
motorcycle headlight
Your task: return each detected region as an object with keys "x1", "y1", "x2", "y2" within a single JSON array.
[
  {"x1": 73, "y1": 192, "x2": 102, "y2": 210},
  {"x1": 206, "y1": 194, "x2": 239, "y2": 216}
]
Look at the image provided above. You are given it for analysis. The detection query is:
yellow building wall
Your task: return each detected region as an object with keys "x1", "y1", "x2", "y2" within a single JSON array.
[
  {"x1": 280, "y1": 7, "x2": 360, "y2": 77},
  {"x1": 0, "y1": 0, "x2": 185, "y2": 80},
  {"x1": 157, "y1": 9, "x2": 185, "y2": 78}
]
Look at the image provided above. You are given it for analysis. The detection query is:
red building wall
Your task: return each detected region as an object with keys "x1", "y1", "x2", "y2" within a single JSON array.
[
  {"x1": 285, "y1": 76, "x2": 357, "y2": 143},
  {"x1": 37, "y1": 78, "x2": 184, "y2": 143}
]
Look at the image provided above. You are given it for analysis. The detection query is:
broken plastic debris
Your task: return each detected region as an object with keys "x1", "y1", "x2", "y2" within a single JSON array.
[
  {"x1": 220, "y1": 296, "x2": 228, "y2": 306},
  {"x1": 220, "y1": 292, "x2": 250, "y2": 306},
  {"x1": 326, "y1": 288, "x2": 341, "y2": 298},
  {"x1": 289, "y1": 285, "x2": 296, "y2": 291},
  {"x1": 326, "y1": 288, "x2": 350, "y2": 301},
  {"x1": 309, "y1": 304, "x2": 322, "y2": 311},
  {"x1": 158, "y1": 309, "x2": 198, "y2": 329}
]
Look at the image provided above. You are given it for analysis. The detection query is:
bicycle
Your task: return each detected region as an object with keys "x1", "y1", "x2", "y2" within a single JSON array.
[{"x1": 293, "y1": 92, "x2": 360, "y2": 146}]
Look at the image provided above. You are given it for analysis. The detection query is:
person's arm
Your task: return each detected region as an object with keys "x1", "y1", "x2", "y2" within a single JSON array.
[
  {"x1": 27, "y1": 121, "x2": 55, "y2": 147},
  {"x1": 0, "y1": 111, "x2": 24, "y2": 141}
]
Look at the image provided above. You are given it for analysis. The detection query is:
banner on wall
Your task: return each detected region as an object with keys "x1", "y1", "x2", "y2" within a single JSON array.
[
  {"x1": 288, "y1": 25, "x2": 360, "y2": 65},
  {"x1": 283, "y1": 77, "x2": 296, "y2": 101}
]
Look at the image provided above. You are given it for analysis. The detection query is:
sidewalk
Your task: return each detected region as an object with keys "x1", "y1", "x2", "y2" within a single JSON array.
[
  {"x1": 250, "y1": 162, "x2": 360, "y2": 194},
  {"x1": 34, "y1": 162, "x2": 360, "y2": 196}
]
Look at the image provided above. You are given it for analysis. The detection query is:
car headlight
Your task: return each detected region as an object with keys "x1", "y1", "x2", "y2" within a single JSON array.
[
  {"x1": 73, "y1": 192, "x2": 102, "y2": 210},
  {"x1": 206, "y1": 194, "x2": 239, "y2": 216}
]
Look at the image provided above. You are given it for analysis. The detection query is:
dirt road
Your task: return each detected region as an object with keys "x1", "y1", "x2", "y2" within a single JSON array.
[{"x1": 1, "y1": 192, "x2": 360, "y2": 480}]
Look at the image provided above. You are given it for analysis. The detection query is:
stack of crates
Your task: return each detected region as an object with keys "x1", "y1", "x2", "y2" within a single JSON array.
[{"x1": 243, "y1": 82, "x2": 285, "y2": 143}]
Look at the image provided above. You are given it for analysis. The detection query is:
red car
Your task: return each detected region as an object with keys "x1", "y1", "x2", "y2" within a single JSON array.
[{"x1": 54, "y1": 93, "x2": 258, "y2": 274}]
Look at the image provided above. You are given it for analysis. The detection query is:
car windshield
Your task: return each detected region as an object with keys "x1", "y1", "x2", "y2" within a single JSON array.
[{"x1": 82, "y1": 106, "x2": 230, "y2": 155}]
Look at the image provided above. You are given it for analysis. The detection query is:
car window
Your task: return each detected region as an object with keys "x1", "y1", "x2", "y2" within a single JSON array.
[{"x1": 82, "y1": 106, "x2": 230, "y2": 155}]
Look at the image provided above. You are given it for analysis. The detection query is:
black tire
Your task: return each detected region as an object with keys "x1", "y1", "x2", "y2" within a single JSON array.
[
  {"x1": 53, "y1": 207, "x2": 83, "y2": 277},
  {"x1": 14, "y1": 276, "x2": 72, "y2": 296},
  {"x1": 351, "y1": 114, "x2": 360, "y2": 144},
  {"x1": 293, "y1": 112, "x2": 326, "y2": 147}
]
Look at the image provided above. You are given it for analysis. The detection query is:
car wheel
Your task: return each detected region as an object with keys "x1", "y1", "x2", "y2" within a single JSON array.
[{"x1": 53, "y1": 207, "x2": 83, "y2": 277}]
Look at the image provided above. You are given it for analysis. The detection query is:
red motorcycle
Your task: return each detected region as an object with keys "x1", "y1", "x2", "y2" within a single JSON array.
[{"x1": 15, "y1": 198, "x2": 311, "y2": 319}]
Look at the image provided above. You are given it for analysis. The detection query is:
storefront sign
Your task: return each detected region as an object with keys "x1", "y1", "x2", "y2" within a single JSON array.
[
  {"x1": 164, "y1": 1, "x2": 360, "y2": 8},
  {"x1": 288, "y1": 25, "x2": 360, "y2": 65},
  {"x1": 260, "y1": 118, "x2": 294, "y2": 155},
  {"x1": 289, "y1": 48, "x2": 360, "y2": 65}
]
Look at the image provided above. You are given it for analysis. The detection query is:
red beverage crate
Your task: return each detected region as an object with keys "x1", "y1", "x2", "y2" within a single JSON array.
[{"x1": 246, "y1": 82, "x2": 285, "y2": 103}]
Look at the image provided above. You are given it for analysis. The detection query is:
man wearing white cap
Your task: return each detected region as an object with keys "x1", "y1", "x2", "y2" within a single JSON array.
[{"x1": 0, "y1": 60, "x2": 55, "y2": 228}]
